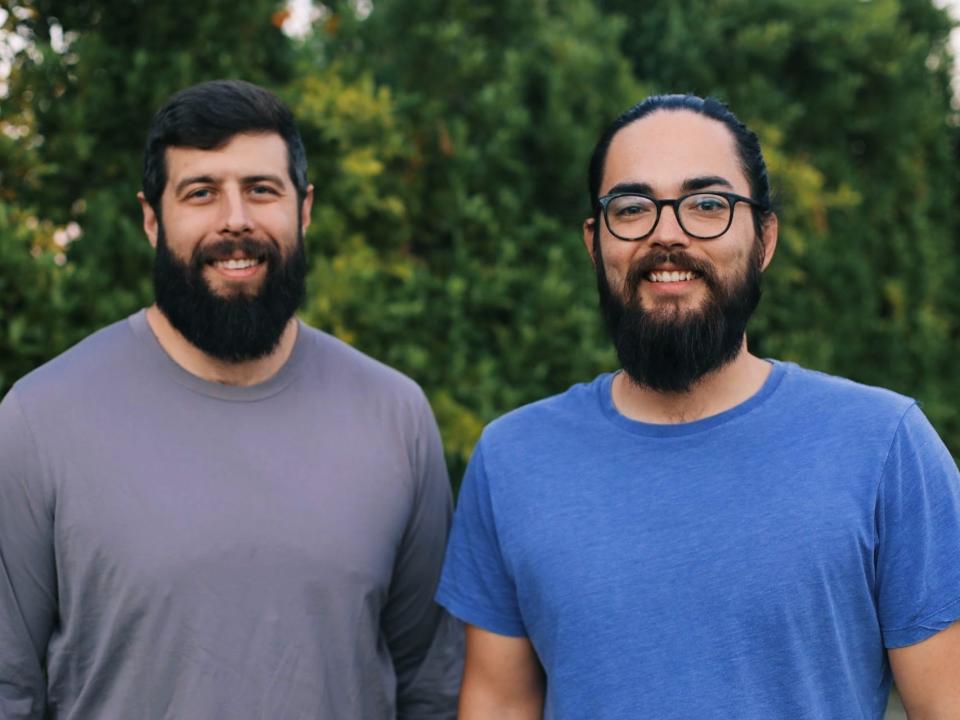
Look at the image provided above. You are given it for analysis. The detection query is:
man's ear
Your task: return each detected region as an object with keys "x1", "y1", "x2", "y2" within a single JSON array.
[
  {"x1": 138, "y1": 192, "x2": 159, "y2": 249},
  {"x1": 760, "y1": 213, "x2": 778, "y2": 271},
  {"x1": 300, "y1": 184, "x2": 314, "y2": 232},
  {"x1": 583, "y1": 217, "x2": 598, "y2": 266}
]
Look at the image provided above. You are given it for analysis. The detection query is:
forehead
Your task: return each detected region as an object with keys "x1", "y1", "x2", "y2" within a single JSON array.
[
  {"x1": 163, "y1": 132, "x2": 289, "y2": 188},
  {"x1": 601, "y1": 110, "x2": 748, "y2": 195}
]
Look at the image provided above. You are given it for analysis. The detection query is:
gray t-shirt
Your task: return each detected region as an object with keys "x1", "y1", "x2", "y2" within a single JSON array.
[{"x1": 0, "y1": 311, "x2": 461, "y2": 719}]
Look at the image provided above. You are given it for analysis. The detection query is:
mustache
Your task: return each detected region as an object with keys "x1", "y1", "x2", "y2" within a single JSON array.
[
  {"x1": 623, "y1": 250, "x2": 718, "y2": 297},
  {"x1": 190, "y1": 237, "x2": 281, "y2": 266}
]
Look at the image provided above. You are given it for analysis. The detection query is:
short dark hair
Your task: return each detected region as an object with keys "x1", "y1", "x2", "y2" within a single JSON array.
[
  {"x1": 587, "y1": 94, "x2": 773, "y2": 233},
  {"x1": 142, "y1": 80, "x2": 308, "y2": 213}
]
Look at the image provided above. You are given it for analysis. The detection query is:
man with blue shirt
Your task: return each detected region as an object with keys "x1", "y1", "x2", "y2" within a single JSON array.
[{"x1": 437, "y1": 94, "x2": 960, "y2": 719}]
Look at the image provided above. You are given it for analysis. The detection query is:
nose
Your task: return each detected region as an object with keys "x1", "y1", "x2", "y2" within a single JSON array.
[
  {"x1": 649, "y1": 203, "x2": 690, "y2": 249},
  {"x1": 220, "y1": 187, "x2": 253, "y2": 235}
]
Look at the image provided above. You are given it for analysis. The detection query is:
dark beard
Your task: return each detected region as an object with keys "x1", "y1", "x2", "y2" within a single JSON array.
[
  {"x1": 153, "y1": 225, "x2": 307, "y2": 363},
  {"x1": 595, "y1": 235, "x2": 763, "y2": 394}
]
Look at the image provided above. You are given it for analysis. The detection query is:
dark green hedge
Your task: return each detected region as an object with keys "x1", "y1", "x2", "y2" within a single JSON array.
[{"x1": 2, "y1": 0, "x2": 958, "y2": 483}]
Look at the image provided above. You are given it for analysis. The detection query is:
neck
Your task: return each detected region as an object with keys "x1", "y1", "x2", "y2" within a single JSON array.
[
  {"x1": 145, "y1": 304, "x2": 299, "y2": 386},
  {"x1": 611, "y1": 338, "x2": 772, "y2": 424}
]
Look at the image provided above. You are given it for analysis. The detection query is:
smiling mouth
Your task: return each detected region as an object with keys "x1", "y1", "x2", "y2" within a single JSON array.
[
  {"x1": 211, "y1": 257, "x2": 264, "y2": 270},
  {"x1": 646, "y1": 270, "x2": 701, "y2": 283}
]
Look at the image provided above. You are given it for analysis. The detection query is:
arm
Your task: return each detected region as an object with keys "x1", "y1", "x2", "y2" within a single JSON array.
[
  {"x1": 890, "y1": 620, "x2": 960, "y2": 719},
  {"x1": 459, "y1": 625, "x2": 544, "y2": 719},
  {"x1": 384, "y1": 395, "x2": 462, "y2": 719},
  {"x1": 875, "y1": 405, "x2": 960, "y2": 719},
  {"x1": 0, "y1": 391, "x2": 56, "y2": 719}
]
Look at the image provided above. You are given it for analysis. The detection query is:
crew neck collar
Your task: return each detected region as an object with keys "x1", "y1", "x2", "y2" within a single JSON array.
[
  {"x1": 598, "y1": 360, "x2": 786, "y2": 437},
  {"x1": 128, "y1": 309, "x2": 306, "y2": 401}
]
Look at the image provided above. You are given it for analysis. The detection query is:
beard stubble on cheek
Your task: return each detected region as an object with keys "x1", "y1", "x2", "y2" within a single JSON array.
[{"x1": 594, "y1": 231, "x2": 764, "y2": 394}]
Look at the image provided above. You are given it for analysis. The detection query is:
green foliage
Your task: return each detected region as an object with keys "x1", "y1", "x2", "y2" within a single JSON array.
[
  {"x1": 292, "y1": 0, "x2": 639, "y2": 479},
  {"x1": 0, "y1": 199, "x2": 76, "y2": 389},
  {"x1": 2, "y1": 0, "x2": 959, "y2": 479}
]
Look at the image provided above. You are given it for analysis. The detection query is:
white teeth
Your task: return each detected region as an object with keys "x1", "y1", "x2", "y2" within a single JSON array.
[
  {"x1": 216, "y1": 258, "x2": 259, "y2": 270},
  {"x1": 648, "y1": 270, "x2": 697, "y2": 282}
]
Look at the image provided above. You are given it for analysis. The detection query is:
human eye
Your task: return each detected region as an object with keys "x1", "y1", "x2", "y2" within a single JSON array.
[
  {"x1": 248, "y1": 184, "x2": 281, "y2": 199},
  {"x1": 610, "y1": 195, "x2": 654, "y2": 221},
  {"x1": 683, "y1": 194, "x2": 730, "y2": 217},
  {"x1": 184, "y1": 187, "x2": 214, "y2": 202}
]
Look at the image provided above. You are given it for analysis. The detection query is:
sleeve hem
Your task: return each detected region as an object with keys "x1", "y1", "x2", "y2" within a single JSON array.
[
  {"x1": 883, "y1": 595, "x2": 960, "y2": 648},
  {"x1": 435, "y1": 587, "x2": 527, "y2": 638}
]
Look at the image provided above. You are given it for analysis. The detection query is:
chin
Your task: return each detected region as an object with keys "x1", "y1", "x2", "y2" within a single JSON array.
[
  {"x1": 207, "y1": 279, "x2": 265, "y2": 299},
  {"x1": 641, "y1": 295, "x2": 708, "y2": 320}
]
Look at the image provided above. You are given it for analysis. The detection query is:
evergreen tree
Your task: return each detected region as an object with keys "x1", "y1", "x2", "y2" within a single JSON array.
[
  {"x1": 2, "y1": 0, "x2": 958, "y2": 469},
  {"x1": 294, "y1": 0, "x2": 640, "y2": 477}
]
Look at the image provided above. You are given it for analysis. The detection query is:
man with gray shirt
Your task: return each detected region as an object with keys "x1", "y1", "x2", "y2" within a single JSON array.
[{"x1": 0, "y1": 80, "x2": 460, "y2": 719}]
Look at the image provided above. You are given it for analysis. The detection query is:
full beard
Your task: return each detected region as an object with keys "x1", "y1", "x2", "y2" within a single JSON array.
[
  {"x1": 595, "y1": 236, "x2": 763, "y2": 394},
  {"x1": 153, "y1": 225, "x2": 307, "y2": 363}
]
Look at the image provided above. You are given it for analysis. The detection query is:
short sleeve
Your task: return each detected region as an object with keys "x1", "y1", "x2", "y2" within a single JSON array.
[
  {"x1": 436, "y1": 442, "x2": 526, "y2": 637},
  {"x1": 875, "y1": 403, "x2": 960, "y2": 648},
  {"x1": 0, "y1": 390, "x2": 57, "y2": 718}
]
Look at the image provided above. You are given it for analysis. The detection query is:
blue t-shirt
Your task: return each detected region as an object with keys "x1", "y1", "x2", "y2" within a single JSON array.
[{"x1": 437, "y1": 361, "x2": 960, "y2": 720}]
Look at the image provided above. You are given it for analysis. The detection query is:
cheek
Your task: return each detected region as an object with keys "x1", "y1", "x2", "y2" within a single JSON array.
[
  {"x1": 714, "y1": 243, "x2": 756, "y2": 287},
  {"x1": 259, "y1": 207, "x2": 300, "y2": 240},
  {"x1": 160, "y1": 206, "x2": 215, "y2": 243},
  {"x1": 599, "y1": 256, "x2": 630, "y2": 295},
  {"x1": 598, "y1": 238, "x2": 641, "y2": 285}
]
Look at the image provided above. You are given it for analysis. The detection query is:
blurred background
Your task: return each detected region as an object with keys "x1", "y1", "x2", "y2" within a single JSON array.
[
  {"x1": 1, "y1": 2, "x2": 957, "y2": 715},
  {"x1": 1, "y1": 0, "x2": 959, "y2": 490}
]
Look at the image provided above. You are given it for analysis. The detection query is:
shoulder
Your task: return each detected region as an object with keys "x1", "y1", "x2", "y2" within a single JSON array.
[
  {"x1": 476, "y1": 374, "x2": 608, "y2": 463},
  {"x1": 295, "y1": 325, "x2": 445, "y2": 493},
  {"x1": 8, "y1": 315, "x2": 139, "y2": 411},
  {"x1": 297, "y1": 323, "x2": 430, "y2": 410},
  {"x1": 2, "y1": 315, "x2": 140, "y2": 465},
  {"x1": 487, "y1": 374, "x2": 604, "y2": 433},
  {"x1": 765, "y1": 361, "x2": 945, "y2": 471},
  {"x1": 775, "y1": 361, "x2": 916, "y2": 423}
]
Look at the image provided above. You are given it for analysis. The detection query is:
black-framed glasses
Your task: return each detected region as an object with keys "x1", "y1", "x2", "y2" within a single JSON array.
[{"x1": 597, "y1": 191, "x2": 765, "y2": 241}]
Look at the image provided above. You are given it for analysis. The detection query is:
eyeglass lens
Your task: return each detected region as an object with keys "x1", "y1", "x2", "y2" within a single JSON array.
[{"x1": 606, "y1": 193, "x2": 732, "y2": 239}]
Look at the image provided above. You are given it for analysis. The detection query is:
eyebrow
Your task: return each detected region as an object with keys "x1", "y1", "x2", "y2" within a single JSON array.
[
  {"x1": 681, "y1": 175, "x2": 733, "y2": 193},
  {"x1": 243, "y1": 174, "x2": 287, "y2": 188},
  {"x1": 174, "y1": 173, "x2": 288, "y2": 196},
  {"x1": 605, "y1": 175, "x2": 735, "y2": 197}
]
